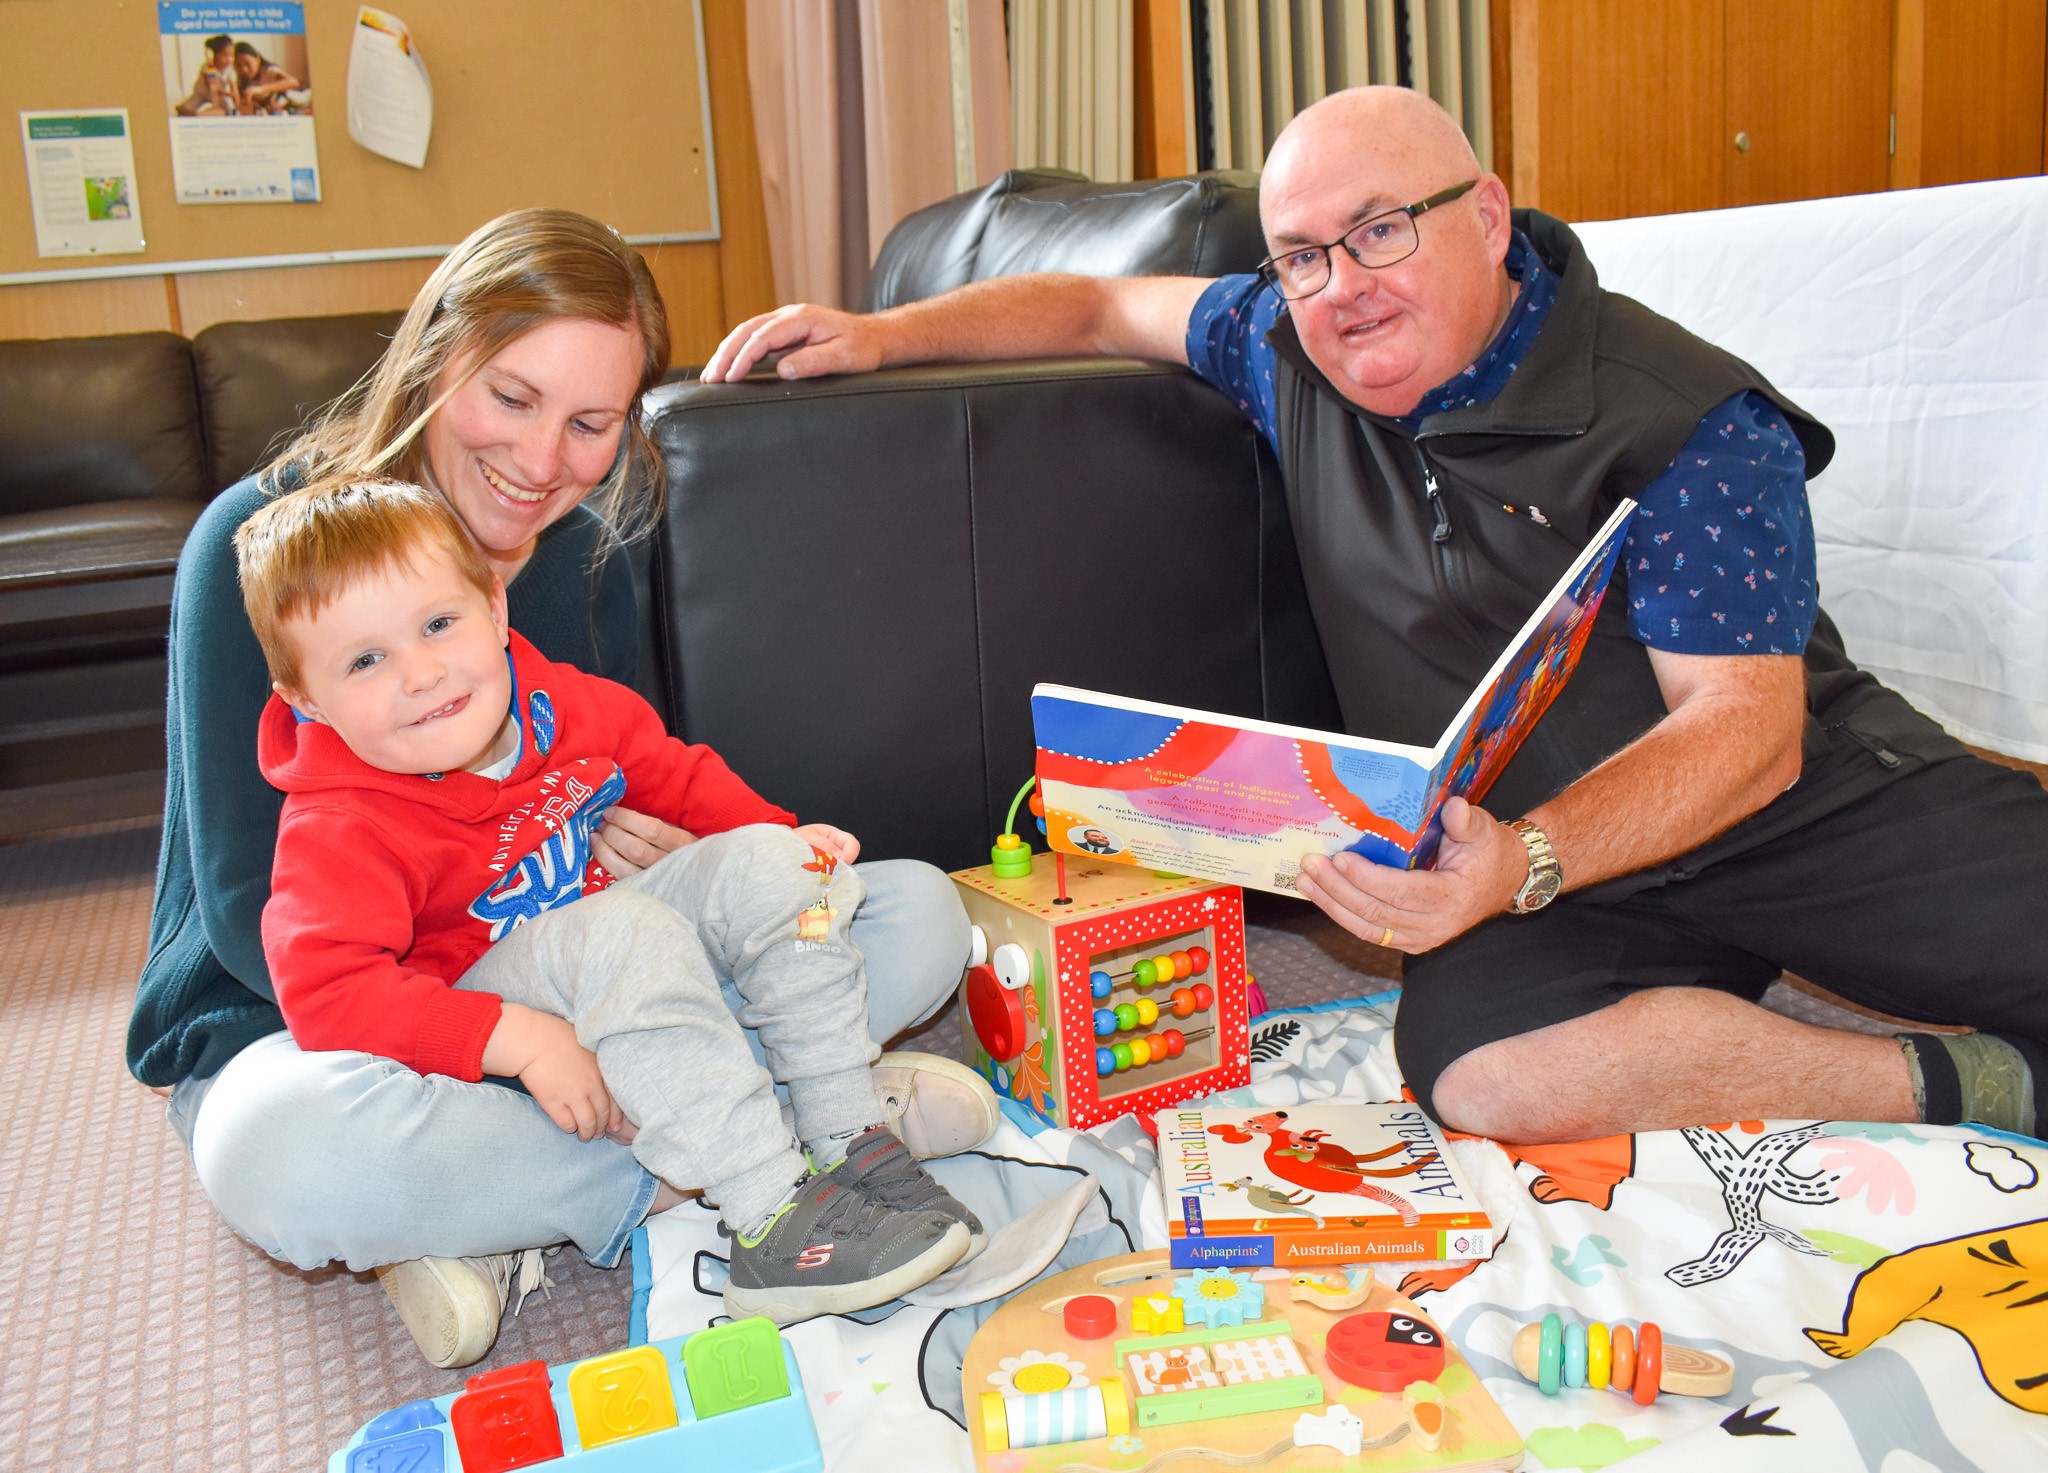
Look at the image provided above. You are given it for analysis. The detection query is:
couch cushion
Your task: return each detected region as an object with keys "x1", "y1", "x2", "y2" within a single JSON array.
[
  {"x1": 192, "y1": 311, "x2": 404, "y2": 490},
  {"x1": 865, "y1": 168, "x2": 1088, "y2": 311},
  {"x1": 866, "y1": 171, "x2": 1267, "y2": 312},
  {"x1": 0, "y1": 332, "x2": 207, "y2": 516},
  {"x1": 643, "y1": 359, "x2": 1335, "y2": 871},
  {"x1": 0, "y1": 498, "x2": 203, "y2": 589},
  {"x1": 973, "y1": 172, "x2": 1267, "y2": 285}
]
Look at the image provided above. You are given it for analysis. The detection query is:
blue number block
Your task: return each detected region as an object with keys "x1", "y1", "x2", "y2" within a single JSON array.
[
  {"x1": 346, "y1": 1427, "x2": 443, "y2": 1473},
  {"x1": 363, "y1": 1400, "x2": 446, "y2": 1441}
]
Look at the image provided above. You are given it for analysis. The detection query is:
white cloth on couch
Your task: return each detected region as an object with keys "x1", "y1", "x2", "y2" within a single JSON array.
[{"x1": 1575, "y1": 176, "x2": 2048, "y2": 761}]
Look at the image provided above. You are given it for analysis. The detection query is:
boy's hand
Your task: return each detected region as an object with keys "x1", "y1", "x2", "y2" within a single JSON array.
[
  {"x1": 592, "y1": 805, "x2": 697, "y2": 880},
  {"x1": 794, "y1": 822, "x2": 860, "y2": 866},
  {"x1": 483, "y1": 1003, "x2": 623, "y2": 1141}
]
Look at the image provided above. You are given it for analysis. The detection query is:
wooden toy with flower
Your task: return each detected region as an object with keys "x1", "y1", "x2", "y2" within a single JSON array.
[
  {"x1": 951, "y1": 780, "x2": 1251, "y2": 1129},
  {"x1": 963, "y1": 1249, "x2": 1523, "y2": 1471}
]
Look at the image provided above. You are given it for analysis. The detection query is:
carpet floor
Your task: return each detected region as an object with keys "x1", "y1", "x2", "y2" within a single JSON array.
[{"x1": 0, "y1": 821, "x2": 1398, "y2": 1472}]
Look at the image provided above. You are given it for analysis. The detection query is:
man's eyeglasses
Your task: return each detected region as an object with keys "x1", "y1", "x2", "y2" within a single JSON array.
[{"x1": 1257, "y1": 180, "x2": 1480, "y2": 301}]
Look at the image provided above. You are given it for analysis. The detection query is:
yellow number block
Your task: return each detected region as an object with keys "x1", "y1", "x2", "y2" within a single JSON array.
[{"x1": 568, "y1": 1345, "x2": 680, "y2": 1448}]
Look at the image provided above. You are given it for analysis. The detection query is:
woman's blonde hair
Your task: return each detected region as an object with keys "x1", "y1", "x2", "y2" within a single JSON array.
[{"x1": 272, "y1": 208, "x2": 671, "y2": 543}]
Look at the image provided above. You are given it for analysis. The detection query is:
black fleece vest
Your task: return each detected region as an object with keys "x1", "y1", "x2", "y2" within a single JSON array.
[{"x1": 1267, "y1": 210, "x2": 1957, "y2": 825}]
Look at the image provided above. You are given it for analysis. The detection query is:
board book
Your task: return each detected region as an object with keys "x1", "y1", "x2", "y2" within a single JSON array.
[
  {"x1": 1032, "y1": 499, "x2": 1636, "y2": 895},
  {"x1": 1157, "y1": 1104, "x2": 1496, "y2": 1269}
]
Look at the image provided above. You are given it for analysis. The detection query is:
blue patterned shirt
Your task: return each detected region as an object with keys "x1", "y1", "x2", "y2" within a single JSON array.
[{"x1": 1183, "y1": 234, "x2": 1818, "y2": 656}]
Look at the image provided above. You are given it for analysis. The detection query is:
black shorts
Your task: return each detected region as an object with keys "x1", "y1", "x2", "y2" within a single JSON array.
[{"x1": 1394, "y1": 751, "x2": 2048, "y2": 1119}]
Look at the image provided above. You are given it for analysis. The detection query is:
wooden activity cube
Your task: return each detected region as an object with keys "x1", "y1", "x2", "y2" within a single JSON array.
[{"x1": 953, "y1": 851, "x2": 1249, "y2": 1129}]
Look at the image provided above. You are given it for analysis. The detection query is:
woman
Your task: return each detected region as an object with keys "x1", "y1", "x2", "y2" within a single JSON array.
[
  {"x1": 232, "y1": 41, "x2": 303, "y2": 113},
  {"x1": 129, "y1": 209, "x2": 984, "y2": 1368}
]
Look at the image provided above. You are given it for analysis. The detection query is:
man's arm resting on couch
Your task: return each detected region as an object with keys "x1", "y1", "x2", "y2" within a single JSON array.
[{"x1": 700, "y1": 273, "x2": 1214, "y2": 383}]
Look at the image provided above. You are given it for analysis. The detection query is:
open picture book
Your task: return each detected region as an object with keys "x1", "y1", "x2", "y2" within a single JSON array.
[{"x1": 1033, "y1": 498, "x2": 1635, "y2": 895}]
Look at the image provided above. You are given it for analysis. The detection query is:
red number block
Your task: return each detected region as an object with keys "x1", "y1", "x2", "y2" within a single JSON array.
[{"x1": 450, "y1": 1360, "x2": 563, "y2": 1472}]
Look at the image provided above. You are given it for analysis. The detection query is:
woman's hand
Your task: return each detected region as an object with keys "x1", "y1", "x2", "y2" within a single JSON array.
[
  {"x1": 592, "y1": 805, "x2": 696, "y2": 879},
  {"x1": 793, "y1": 822, "x2": 860, "y2": 866}
]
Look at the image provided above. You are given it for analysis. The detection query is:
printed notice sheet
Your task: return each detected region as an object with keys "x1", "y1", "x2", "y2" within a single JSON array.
[
  {"x1": 19, "y1": 110, "x2": 145, "y2": 257},
  {"x1": 347, "y1": 7, "x2": 433, "y2": 168},
  {"x1": 159, "y1": 2, "x2": 320, "y2": 203}
]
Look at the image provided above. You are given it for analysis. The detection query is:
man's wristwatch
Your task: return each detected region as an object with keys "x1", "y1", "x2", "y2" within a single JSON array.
[{"x1": 1506, "y1": 819, "x2": 1563, "y2": 914}]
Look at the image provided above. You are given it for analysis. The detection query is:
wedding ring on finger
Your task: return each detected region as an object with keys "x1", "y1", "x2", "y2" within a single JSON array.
[{"x1": 1380, "y1": 925, "x2": 1394, "y2": 947}]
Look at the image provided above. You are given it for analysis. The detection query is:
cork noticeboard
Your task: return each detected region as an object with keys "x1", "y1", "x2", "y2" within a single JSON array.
[{"x1": 1, "y1": 0, "x2": 717, "y2": 282}]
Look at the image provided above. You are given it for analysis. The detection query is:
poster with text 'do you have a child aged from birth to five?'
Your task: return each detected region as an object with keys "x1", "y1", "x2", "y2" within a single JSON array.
[{"x1": 159, "y1": 2, "x2": 319, "y2": 203}]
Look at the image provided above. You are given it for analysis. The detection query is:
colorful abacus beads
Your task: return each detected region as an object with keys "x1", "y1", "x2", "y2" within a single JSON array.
[
  {"x1": 1093, "y1": 998, "x2": 1162, "y2": 1037},
  {"x1": 1107, "y1": 947, "x2": 1213, "y2": 990},
  {"x1": 1094, "y1": 1027, "x2": 1195, "y2": 1075},
  {"x1": 1165, "y1": 982, "x2": 1213, "y2": 1018}
]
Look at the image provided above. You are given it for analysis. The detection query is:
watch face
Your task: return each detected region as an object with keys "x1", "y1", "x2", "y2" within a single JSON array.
[{"x1": 1521, "y1": 868, "x2": 1562, "y2": 910}]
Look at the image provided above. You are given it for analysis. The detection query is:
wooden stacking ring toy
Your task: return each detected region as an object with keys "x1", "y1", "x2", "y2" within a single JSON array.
[{"x1": 1512, "y1": 1317, "x2": 1732, "y2": 1403}]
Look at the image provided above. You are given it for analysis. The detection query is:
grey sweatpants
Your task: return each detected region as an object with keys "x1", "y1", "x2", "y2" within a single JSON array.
[{"x1": 456, "y1": 823, "x2": 880, "y2": 1227}]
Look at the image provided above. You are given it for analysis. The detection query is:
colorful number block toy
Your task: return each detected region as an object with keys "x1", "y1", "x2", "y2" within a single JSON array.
[
  {"x1": 954, "y1": 848, "x2": 1250, "y2": 1129},
  {"x1": 966, "y1": 1249, "x2": 1523, "y2": 1472},
  {"x1": 1511, "y1": 1314, "x2": 1735, "y2": 1404},
  {"x1": 327, "y1": 1317, "x2": 822, "y2": 1473}
]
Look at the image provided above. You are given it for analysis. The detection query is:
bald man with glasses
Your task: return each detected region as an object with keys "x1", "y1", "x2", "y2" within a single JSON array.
[{"x1": 705, "y1": 86, "x2": 2046, "y2": 1146}]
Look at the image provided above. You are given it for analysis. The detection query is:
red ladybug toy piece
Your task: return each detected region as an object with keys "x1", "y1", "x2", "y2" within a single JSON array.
[{"x1": 1324, "y1": 1310, "x2": 1448, "y2": 1391}]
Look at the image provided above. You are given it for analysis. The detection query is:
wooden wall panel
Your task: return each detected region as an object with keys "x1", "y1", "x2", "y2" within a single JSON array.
[
  {"x1": 0, "y1": 275, "x2": 174, "y2": 340},
  {"x1": 1900, "y1": 0, "x2": 2048, "y2": 189},
  {"x1": 1135, "y1": 0, "x2": 1192, "y2": 178},
  {"x1": 1513, "y1": 0, "x2": 1724, "y2": 222},
  {"x1": 702, "y1": 0, "x2": 774, "y2": 331},
  {"x1": 641, "y1": 241, "x2": 728, "y2": 369},
  {"x1": 1725, "y1": 0, "x2": 1892, "y2": 207},
  {"x1": 172, "y1": 257, "x2": 438, "y2": 335}
]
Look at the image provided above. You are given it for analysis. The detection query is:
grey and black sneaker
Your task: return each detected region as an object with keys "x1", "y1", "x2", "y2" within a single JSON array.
[
  {"x1": 824, "y1": 1125, "x2": 990, "y2": 1263},
  {"x1": 722, "y1": 1171, "x2": 968, "y2": 1325}
]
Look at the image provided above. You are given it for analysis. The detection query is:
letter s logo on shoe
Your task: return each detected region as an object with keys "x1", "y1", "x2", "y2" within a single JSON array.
[{"x1": 796, "y1": 1244, "x2": 834, "y2": 1270}]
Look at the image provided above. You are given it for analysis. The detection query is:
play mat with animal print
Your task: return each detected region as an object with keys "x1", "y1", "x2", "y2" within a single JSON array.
[{"x1": 631, "y1": 991, "x2": 2048, "y2": 1470}]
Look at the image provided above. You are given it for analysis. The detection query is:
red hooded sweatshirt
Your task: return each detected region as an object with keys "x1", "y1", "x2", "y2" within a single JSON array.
[{"x1": 258, "y1": 631, "x2": 796, "y2": 1080}]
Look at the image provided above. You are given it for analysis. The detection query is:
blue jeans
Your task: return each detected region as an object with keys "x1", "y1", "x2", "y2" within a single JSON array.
[{"x1": 166, "y1": 859, "x2": 968, "y2": 1271}]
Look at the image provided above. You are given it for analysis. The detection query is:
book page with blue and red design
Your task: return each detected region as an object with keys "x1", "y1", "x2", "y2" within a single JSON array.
[{"x1": 1033, "y1": 499, "x2": 1635, "y2": 896}]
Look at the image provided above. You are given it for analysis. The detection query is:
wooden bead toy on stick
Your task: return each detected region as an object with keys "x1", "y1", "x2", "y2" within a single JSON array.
[{"x1": 1512, "y1": 1315, "x2": 1733, "y2": 1402}]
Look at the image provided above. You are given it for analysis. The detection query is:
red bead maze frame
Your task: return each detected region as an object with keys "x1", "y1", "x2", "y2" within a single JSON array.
[{"x1": 953, "y1": 855, "x2": 1249, "y2": 1130}]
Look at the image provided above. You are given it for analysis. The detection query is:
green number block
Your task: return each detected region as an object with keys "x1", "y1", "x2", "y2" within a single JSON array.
[{"x1": 682, "y1": 1316, "x2": 791, "y2": 1417}]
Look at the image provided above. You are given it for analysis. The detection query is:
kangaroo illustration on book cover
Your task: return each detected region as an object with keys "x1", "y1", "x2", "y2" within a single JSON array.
[{"x1": 1159, "y1": 1104, "x2": 1495, "y2": 1268}]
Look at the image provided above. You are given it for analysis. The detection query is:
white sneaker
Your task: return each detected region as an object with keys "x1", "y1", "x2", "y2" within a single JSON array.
[
  {"x1": 375, "y1": 1247, "x2": 555, "y2": 1369},
  {"x1": 872, "y1": 1051, "x2": 1002, "y2": 1160}
]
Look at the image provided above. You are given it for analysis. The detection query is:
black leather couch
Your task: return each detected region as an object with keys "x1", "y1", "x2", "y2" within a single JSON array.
[
  {"x1": 2, "y1": 170, "x2": 1324, "y2": 860},
  {"x1": 0, "y1": 312, "x2": 401, "y2": 824},
  {"x1": 644, "y1": 168, "x2": 1338, "y2": 870}
]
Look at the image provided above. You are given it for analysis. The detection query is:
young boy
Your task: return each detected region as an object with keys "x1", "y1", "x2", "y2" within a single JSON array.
[{"x1": 235, "y1": 479, "x2": 986, "y2": 1326}]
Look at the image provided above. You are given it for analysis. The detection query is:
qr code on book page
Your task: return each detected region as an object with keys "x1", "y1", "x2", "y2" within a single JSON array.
[{"x1": 1272, "y1": 867, "x2": 1300, "y2": 892}]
